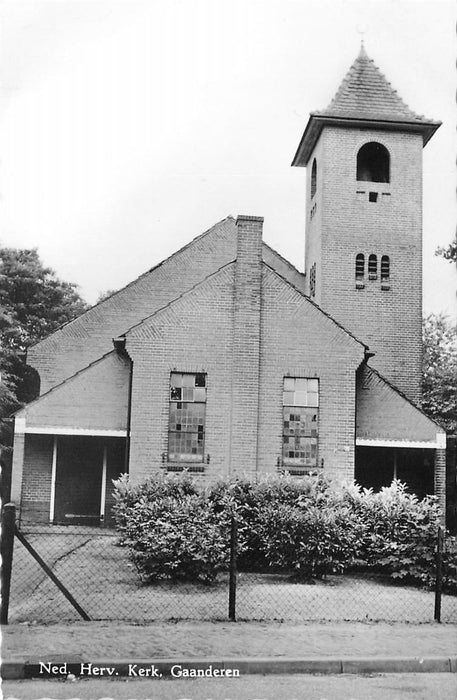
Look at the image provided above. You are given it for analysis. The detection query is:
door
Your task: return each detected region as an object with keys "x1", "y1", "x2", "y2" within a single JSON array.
[{"x1": 54, "y1": 436, "x2": 103, "y2": 525}]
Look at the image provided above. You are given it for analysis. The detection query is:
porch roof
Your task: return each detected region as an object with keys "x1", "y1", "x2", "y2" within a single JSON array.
[
  {"x1": 14, "y1": 351, "x2": 130, "y2": 436},
  {"x1": 355, "y1": 365, "x2": 446, "y2": 449}
]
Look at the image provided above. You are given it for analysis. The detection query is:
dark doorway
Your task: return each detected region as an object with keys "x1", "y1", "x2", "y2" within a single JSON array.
[
  {"x1": 355, "y1": 446, "x2": 434, "y2": 499},
  {"x1": 54, "y1": 436, "x2": 103, "y2": 525}
]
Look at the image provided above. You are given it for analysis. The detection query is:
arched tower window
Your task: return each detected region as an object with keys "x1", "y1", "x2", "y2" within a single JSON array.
[
  {"x1": 311, "y1": 159, "x2": 317, "y2": 199},
  {"x1": 357, "y1": 142, "x2": 390, "y2": 183},
  {"x1": 368, "y1": 254, "x2": 378, "y2": 280},
  {"x1": 381, "y1": 255, "x2": 390, "y2": 281},
  {"x1": 355, "y1": 254, "x2": 365, "y2": 279}
]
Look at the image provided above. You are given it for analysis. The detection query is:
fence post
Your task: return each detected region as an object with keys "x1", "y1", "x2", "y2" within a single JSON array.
[
  {"x1": 228, "y1": 516, "x2": 238, "y2": 621},
  {"x1": 434, "y1": 526, "x2": 444, "y2": 623},
  {"x1": 1, "y1": 503, "x2": 16, "y2": 625}
]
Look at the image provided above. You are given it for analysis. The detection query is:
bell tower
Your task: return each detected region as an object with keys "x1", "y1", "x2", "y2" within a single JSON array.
[{"x1": 292, "y1": 46, "x2": 441, "y2": 403}]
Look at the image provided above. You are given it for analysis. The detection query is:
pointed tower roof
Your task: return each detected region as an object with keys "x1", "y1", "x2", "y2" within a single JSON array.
[{"x1": 292, "y1": 47, "x2": 441, "y2": 166}]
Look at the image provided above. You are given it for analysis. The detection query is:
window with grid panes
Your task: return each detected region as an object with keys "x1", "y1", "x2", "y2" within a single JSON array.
[
  {"x1": 168, "y1": 373, "x2": 206, "y2": 462},
  {"x1": 282, "y1": 377, "x2": 319, "y2": 467}
]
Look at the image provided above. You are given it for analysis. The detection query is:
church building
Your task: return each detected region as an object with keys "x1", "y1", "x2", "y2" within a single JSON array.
[{"x1": 11, "y1": 47, "x2": 446, "y2": 526}]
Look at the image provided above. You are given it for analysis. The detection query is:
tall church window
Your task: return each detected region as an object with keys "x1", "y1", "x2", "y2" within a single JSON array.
[
  {"x1": 355, "y1": 254, "x2": 365, "y2": 279},
  {"x1": 368, "y1": 254, "x2": 378, "y2": 280},
  {"x1": 381, "y1": 255, "x2": 390, "y2": 281},
  {"x1": 356, "y1": 142, "x2": 390, "y2": 183},
  {"x1": 168, "y1": 372, "x2": 206, "y2": 462},
  {"x1": 311, "y1": 159, "x2": 317, "y2": 199},
  {"x1": 282, "y1": 377, "x2": 319, "y2": 468}
]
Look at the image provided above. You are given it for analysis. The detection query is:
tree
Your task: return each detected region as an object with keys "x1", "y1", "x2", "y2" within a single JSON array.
[
  {"x1": 96, "y1": 288, "x2": 118, "y2": 304},
  {"x1": 421, "y1": 313, "x2": 457, "y2": 433},
  {"x1": 435, "y1": 235, "x2": 457, "y2": 264},
  {"x1": 0, "y1": 247, "x2": 87, "y2": 450}
]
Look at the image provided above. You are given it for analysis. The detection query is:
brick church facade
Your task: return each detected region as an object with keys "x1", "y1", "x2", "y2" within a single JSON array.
[{"x1": 11, "y1": 47, "x2": 446, "y2": 526}]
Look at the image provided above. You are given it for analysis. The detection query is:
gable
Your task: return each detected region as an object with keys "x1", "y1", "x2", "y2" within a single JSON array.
[
  {"x1": 262, "y1": 264, "x2": 367, "y2": 358},
  {"x1": 125, "y1": 263, "x2": 235, "y2": 341},
  {"x1": 26, "y1": 214, "x2": 310, "y2": 396},
  {"x1": 27, "y1": 217, "x2": 238, "y2": 393},
  {"x1": 356, "y1": 365, "x2": 445, "y2": 447},
  {"x1": 15, "y1": 351, "x2": 130, "y2": 434}
]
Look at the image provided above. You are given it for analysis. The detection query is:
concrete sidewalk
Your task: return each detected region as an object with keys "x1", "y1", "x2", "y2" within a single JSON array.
[{"x1": 2, "y1": 620, "x2": 457, "y2": 679}]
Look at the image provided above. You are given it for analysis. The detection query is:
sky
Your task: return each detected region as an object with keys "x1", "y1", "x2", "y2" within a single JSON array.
[{"x1": 1, "y1": 0, "x2": 456, "y2": 315}]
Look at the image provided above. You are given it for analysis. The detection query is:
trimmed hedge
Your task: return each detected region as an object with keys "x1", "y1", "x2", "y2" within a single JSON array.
[{"x1": 112, "y1": 473, "x2": 456, "y2": 592}]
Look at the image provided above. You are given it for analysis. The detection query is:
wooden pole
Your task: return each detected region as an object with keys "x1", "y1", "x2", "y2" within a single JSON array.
[
  {"x1": 1, "y1": 503, "x2": 16, "y2": 624},
  {"x1": 14, "y1": 527, "x2": 91, "y2": 621},
  {"x1": 228, "y1": 516, "x2": 238, "y2": 621},
  {"x1": 434, "y1": 526, "x2": 444, "y2": 623}
]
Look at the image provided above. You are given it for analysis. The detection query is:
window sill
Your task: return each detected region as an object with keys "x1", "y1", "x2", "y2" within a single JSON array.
[
  {"x1": 165, "y1": 464, "x2": 205, "y2": 473},
  {"x1": 280, "y1": 466, "x2": 321, "y2": 477},
  {"x1": 381, "y1": 283, "x2": 391, "y2": 290},
  {"x1": 355, "y1": 281, "x2": 365, "y2": 289}
]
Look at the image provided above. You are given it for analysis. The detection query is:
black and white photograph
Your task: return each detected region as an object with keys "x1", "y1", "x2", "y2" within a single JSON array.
[{"x1": 1, "y1": 1, "x2": 456, "y2": 698}]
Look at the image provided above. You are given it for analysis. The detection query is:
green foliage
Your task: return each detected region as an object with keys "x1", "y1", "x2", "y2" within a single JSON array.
[
  {"x1": 113, "y1": 473, "x2": 453, "y2": 591},
  {"x1": 258, "y1": 500, "x2": 363, "y2": 579},
  {"x1": 0, "y1": 247, "x2": 87, "y2": 447},
  {"x1": 442, "y1": 542, "x2": 457, "y2": 595},
  {"x1": 421, "y1": 313, "x2": 457, "y2": 432},
  {"x1": 342, "y1": 480, "x2": 442, "y2": 587},
  {"x1": 435, "y1": 235, "x2": 457, "y2": 263},
  {"x1": 112, "y1": 474, "x2": 228, "y2": 584},
  {"x1": 112, "y1": 472, "x2": 198, "y2": 543},
  {"x1": 207, "y1": 473, "x2": 329, "y2": 570}
]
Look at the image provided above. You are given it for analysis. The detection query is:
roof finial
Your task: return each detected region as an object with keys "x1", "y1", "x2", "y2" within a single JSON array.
[{"x1": 356, "y1": 23, "x2": 368, "y2": 55}]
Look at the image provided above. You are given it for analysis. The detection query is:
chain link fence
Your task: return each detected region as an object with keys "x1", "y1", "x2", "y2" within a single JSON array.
[{"x1": 3, "y1": 512, "x2": 456, "y2": 625}]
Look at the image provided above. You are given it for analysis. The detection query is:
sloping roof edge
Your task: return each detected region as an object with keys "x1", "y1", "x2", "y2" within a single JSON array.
[
  {"x1": 263, "y1": 262, "x2": 369, "y2": 352},
  {"x1": 359, "y1": 362, "x2": 447, "y2": 435},
  {"x1": 292, "y1": 114, "x2": 441, "y2": 167},
  {"x1": 13, "y1": 349, "x2": 130, "y2": 418},
  {"x1": 27, "y1": 216, "x2": 236, "y2": 354}
]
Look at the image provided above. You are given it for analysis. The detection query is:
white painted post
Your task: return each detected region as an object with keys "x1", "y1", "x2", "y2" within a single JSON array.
[
  {"x1": 100, "y1": 445, "x2": 107, "y2": 521},
  {"x1": 49, "y1": 437, "x2": 57, "y2": 523}
]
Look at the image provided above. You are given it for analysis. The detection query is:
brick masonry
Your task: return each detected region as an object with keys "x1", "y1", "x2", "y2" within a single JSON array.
[
  {"x1": 356, "y1": 365, "x2": 441, "y2": 442},
  {"x1": 19, "y1": 434, "x2": 53, "y2": 524},
  {"x1": 303, "y1": 127, "x2": 424, "y2": 404},
  {"x1": 123, "y1": 221, "x2": 365, "y2": 483},
  {"x1": 26, "y1": 217, "x2": 239, "y2": 395},
  {"x1": 17, "y1": 352, "x2": 130, "y2": 431},
  {"x1": 18, "y1": 434, "x2": 125, "y2": 524},
  {"x1": 12, "y1": 57, "x2": 446, "y2": 521}
]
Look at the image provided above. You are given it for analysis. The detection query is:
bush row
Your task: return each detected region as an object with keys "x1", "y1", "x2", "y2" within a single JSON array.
[{"x1": 112, "y1": 473, "x2": 456, "y2": 591}]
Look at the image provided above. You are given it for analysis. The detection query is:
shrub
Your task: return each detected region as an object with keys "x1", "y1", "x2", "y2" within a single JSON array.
[
  {"x1": 124, "y1": 492, "x2": 230, "y2": 584},
  {"x1": 442, "y1": 540, "x2": 457, "y2": 595},
  {"x1": 342, "y1": 480, "x2": 443, "y2": 588},
  {"x1": 257, "y1": 492, "x2": 364, "y2": 579},
  {"x1": 113, "y1": 472, "x2": 449, "y2": 591},
  {"x1": 112, "y1": 472, "x2": 198, "y2": 543},
  {"x1": 207, "y1": 473, "x2": 335, "y2": 570}
]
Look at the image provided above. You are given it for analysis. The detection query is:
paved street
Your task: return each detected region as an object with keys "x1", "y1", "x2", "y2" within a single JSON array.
[{"x1": 3, "y1": 673, "x2": 457, "y2": 700}]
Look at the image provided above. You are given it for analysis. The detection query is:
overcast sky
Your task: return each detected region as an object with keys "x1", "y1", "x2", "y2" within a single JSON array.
[{"x1": 1, "y1": 0, "x2": 455, "y2": 316}]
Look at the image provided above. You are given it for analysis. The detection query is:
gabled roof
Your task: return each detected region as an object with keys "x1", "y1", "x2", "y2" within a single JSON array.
[
  {"x1": 263, "y1": 262, "x2": 368, "y2": 352},
  {"x1": 25, "y1": 213, "x2": 309, "y2": 395},
  {"x1": 356, "y1": 364, "x2": 446, "y2": 447},
  {"x1": 292, "y1": 46, "x2": 441, "y2": 166},
  {"x1": 14, "y1": 350, "x2": 130, "y2": 432}
]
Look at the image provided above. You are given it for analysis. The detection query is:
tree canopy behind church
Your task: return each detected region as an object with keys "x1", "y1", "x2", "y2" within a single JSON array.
[
  {"x1": 421, "y1": 313, "x2": 457, "y2": 434},
  {"x1": 0, "y1": 247, "x2": 87, "y2": 449}
]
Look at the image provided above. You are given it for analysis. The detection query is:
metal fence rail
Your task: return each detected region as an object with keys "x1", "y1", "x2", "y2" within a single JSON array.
[{"x1": 2, "y1": 505, "x2": 457, "y2": 625}]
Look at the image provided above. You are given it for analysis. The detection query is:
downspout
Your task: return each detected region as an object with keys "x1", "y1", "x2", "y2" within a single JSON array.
[
  {"x1": 124, "y1": 355, "x2": 133, "y2": 475},
  {"x1": 113, "y1": 336, "x2": 133, "y2": 475}
]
